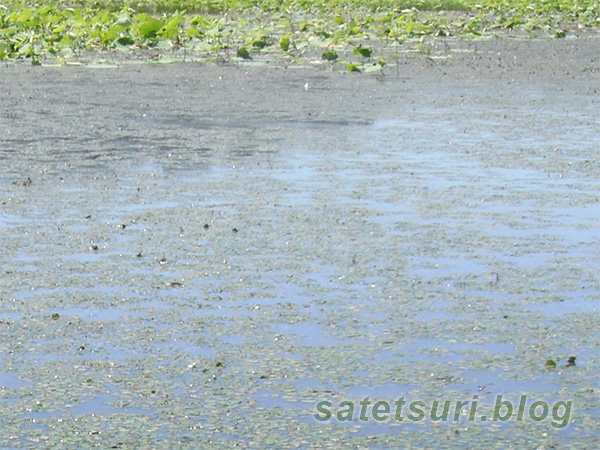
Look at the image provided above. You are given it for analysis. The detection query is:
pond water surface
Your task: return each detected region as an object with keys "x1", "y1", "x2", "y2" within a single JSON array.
[{"x1": 0, "y1": 57, "x2": 598, "y2": 448}]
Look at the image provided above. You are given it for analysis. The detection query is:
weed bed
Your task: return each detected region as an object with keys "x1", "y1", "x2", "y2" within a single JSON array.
[{"x1": 0, "y1": 0, "x2": 599, "y2": 65}]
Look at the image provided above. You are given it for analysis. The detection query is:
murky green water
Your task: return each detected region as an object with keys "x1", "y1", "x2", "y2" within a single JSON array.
[{"x1": 0, "y1": 57, "x2": 599, "y2": 448}]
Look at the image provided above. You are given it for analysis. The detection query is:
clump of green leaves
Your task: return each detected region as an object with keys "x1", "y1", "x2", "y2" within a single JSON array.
[{"x1": 321, "y1": 50, "x2": 338, "y2": 61}]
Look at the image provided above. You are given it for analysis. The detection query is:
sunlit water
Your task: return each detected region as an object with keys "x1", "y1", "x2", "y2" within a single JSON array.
[{"x1": 0, "y1": 67, "x2": 598, "y2": 448}]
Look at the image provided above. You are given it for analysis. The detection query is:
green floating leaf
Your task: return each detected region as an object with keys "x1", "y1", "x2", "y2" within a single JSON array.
[
  {"x1": 280, "y1": 36, "x2": 290, "y2": 52},
  {"x1": 139, "y1": 18, "x2": 164, "y2": 39},
  {"x1": 51, "y1": 313, "x2": 60, "y2": 320},
  {"x1": 354, "y1": 45, "x2": 372, "y2": 58},
  {"x1": 566, "y1": 356, "x2": 576, "y2": 367},
  {"x1": 159, "y1": 15, "x2": 183, "y2": 40},
  {"x1": 346, "y1": 63, "x2": 361, "y2": 73},
  {"x1": 321, "y1": 51, "x2": 338, "y2": 61},
  {"x1": 117, "y1": 36, "x2": 135, "y2": 46},
  {"x1": 0, "y1": 42, "x2": 9, "y2": 60},
  {"x1": 252, "y1": 40, "x2": 268, "y2": 49},
  {"x1": 545, "y1": 359, "x2": 556, "y2": 368},
  {"x1": 365, "y1": 64, "x2": 384, "y2": 73},
  {"x1": 186, "y1": 26, "x2": 203, "y2": 39},
  {"x1": 236, "y1": 47, "x2": 251, "y2": 59}
]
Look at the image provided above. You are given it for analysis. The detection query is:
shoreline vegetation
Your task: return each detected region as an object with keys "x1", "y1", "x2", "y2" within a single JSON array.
[{"x1": 0, "y1": 0, "x2": 599, "y2": 67}]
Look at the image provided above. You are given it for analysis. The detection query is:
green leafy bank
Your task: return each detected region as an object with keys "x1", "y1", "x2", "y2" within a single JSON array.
[{"x1": 0, "y1": 0, "x2": 598, "y2": 64}]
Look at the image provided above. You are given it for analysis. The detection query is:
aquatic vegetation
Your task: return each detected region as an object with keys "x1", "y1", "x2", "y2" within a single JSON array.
[
  {"x1": 0, "y1": 0, "x2": 598, "y2": 63},
  {"x1": 321, "y1": 50, "x2": 338, "y2": 61},
  {"x1": 236, "y1": 46, "x2": 251, "y2": 59},
  {"x1": 353, "y1": 44, "x2": 372, "y2": 58}
]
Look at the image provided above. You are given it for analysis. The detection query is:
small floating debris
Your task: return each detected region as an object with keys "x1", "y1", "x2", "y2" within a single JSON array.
[
  {"x1": 13, "y1": 177, "x2": 32, "y2": 187},
  {"x1": 546, "y1": 356, "x2": 577, "y2": 368}
]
